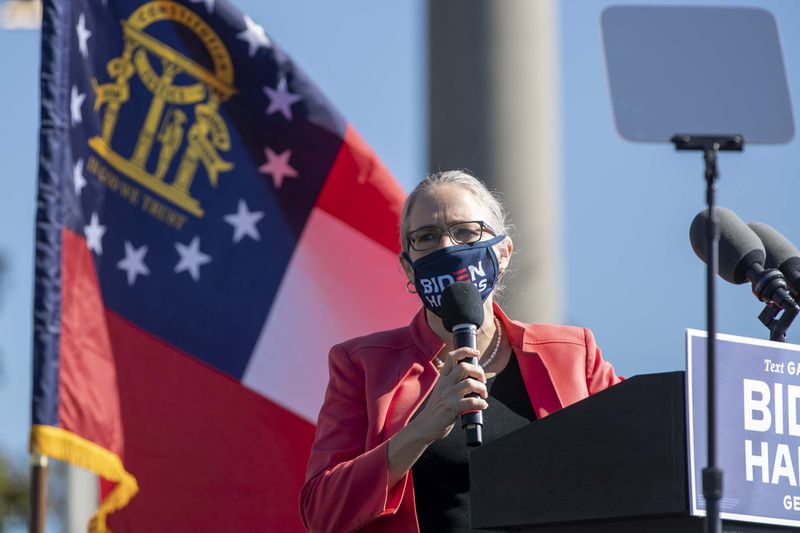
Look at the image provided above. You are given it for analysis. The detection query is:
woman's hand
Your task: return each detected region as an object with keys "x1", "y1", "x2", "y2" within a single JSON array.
[
  {"x1": 386, "y1": 347, "x2": 489, "y2": 488},
  {"x1": 408, "y1": 347, "x2": 489, "y2": 444}
]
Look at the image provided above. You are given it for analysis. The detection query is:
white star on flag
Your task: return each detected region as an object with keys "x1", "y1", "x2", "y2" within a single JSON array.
[
  {"x1": 174, "y1": 236, "x2": 212, "y2": 281},
  {"x1": 224, "y1": 199, "x2": 264, "y2": 243},
  {"x1": 76, "y1": 13, "x2": 91, "y2": 59},
  {"x1": 70, "y1": 86, "x2": 86, "y2": 125},
  {"x1": 258, "y1": 147, "x2": 298, "y2": 189},
  {"x1": 189, "y1": 0, "x2": 215, "y2": 13},
  {"x1": 117, "y1": 241, "x2": 150, "y2": 286},
  {"x1": 73, "y1": 158, "x2": 87, "y2": 197},
  {"x1": 264, "y1": 77, "x2": 302, "y2": 121},
  {"x1": 84, "y1": 212, "x2": 106, "y2": 255},
  {"x1": 237, "y1": 15, "x2": 270, "y2": 58}
]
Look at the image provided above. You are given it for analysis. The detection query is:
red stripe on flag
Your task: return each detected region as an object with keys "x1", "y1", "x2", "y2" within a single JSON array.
[
  {"x1": 103, "y1": 311, "x2": 315, "y2": 532},
  {"x1": 315, "y1": 124, "x2": 407, "y2": 253},
  {"x1": 59, "y1": 228, "x2": 124, "y2": 455}
]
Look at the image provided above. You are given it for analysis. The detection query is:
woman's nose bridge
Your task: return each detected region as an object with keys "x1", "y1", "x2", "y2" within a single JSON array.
[{"x1": 438, "y1": 230, "x2": 455, "y2": 247}]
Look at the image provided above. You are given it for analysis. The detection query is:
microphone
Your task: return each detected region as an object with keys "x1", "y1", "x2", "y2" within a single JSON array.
[
  {"x1": 748, "y1": 222, "x2": 800, "y2": 298},
  {"x1": 440, "y1": 281, "x2": 485, "y2": 447},
  {"x1": 690, "y1": 207, "x2": 797, "y2": 311}
]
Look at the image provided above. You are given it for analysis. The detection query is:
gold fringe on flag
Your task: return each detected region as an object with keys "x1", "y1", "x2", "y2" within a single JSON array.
[{"x1": 29, "y1": 424, "x2": 138, "y2": 533}]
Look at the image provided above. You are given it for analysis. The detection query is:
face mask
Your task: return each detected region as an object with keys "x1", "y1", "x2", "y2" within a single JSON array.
[{"x1": 403, "y1": 234, "x2": 506, "y2": 316}]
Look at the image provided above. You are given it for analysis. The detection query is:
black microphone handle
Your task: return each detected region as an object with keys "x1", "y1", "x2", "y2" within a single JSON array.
[{"x1": 453, "y1": 324, "x2": 483, "y2": 447}]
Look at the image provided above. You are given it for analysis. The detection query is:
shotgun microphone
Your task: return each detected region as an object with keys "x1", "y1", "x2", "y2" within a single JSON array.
[
  {"x1": 749, "y1": 222, "x2": 800, "y2": 299},
  {"x1": 690, "y1": 207, "x2": 797, "y2": 311}
]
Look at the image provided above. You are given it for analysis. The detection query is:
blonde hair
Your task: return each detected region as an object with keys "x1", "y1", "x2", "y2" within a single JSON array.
[{"x1": 400, "y1": 170, "x2": 511, "y2": 253}]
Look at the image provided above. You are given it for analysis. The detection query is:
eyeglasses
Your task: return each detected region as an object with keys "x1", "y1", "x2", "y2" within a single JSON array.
[{"x1": 407, "y1": 221, "x2": 496, "y2": 252}]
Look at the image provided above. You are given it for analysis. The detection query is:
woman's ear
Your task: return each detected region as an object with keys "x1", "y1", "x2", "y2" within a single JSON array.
[
  {"x1": 399, "y1": 252, "x2": 414, "y2": 284},
  {"x1": 497, "y1": 237, "x2": 513, "y2": 274}
]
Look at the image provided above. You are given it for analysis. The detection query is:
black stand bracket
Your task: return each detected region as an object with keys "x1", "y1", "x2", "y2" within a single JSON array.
[{"x1": 758, "y1": 303, "x2": 799, "y2": 342}]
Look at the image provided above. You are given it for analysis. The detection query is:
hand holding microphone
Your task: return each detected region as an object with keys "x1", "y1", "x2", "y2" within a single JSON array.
[
  {"x1": 412, "y1": 347, "x2": 488, "y2": 444},
  {"x1": 407, "y1": 344, "x2": 488, "y2": 445},
  {"x1": 410, "y1": 282, "x2": 489, "y2": 447},
  {"x1": 441, "y1": 282, "x2": 488, "y2": 446}
]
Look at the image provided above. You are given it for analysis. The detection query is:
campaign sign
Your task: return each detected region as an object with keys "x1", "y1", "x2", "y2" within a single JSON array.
[{"x1": 687, "y1": 329, "x2": 800, "y2": 527}]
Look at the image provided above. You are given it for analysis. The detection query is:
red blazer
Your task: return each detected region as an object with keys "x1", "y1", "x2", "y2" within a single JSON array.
[{"x1": 299, "y1": 304, "x2": 621, "y2": 533}]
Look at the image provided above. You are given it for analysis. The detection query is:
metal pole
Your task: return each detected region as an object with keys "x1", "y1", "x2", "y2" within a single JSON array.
[
  {"x1": 29, "y1": 452, "x2": 48, "y2": 533},
  {"x1": 672, "y1": 134, "x2": 742, "y2": 533},
  {"x1": 703, "y1": 145, "x2": 722, "y2": 533}
]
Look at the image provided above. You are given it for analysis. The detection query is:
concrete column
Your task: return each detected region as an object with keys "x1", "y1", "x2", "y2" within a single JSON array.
[
  {"x1": 65, "y1": 464, "x2": 98, "y2": 533},
  {"x1": 428, "y1": 0, "x2": 562, "y2": 323}
]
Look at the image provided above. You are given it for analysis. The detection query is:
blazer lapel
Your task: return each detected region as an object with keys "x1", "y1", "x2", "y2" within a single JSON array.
[
  {"x1": 382, "y1": 361, "x2": 438, "y2": 439},
  {"x1": 383, "y1": 309, "x2": 443, "y2": 438},
  {"x1": 494, "y1": 304, "x2": 564, "y2": 419},
  {"x1": 515, "y1": 347, "x2": 564, "y2": 419}
]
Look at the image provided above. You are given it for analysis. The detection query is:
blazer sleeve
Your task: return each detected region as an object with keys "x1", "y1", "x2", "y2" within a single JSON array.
[
  {"x1": 583, "y1": 327, "x2": 623, "y2": 394},
  {"x1": 299, "y1": 344, "x2": 411, "y2": 533}
]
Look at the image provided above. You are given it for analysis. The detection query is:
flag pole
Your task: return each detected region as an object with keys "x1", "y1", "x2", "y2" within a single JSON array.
[{"x1": 29, "y1": 452, "x2": 48, "y2": 533}]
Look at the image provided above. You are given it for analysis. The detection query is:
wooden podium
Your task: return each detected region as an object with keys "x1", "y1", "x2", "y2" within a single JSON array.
[{"x1": 470, "y1": 372, "x2": 796, "y2": 532}]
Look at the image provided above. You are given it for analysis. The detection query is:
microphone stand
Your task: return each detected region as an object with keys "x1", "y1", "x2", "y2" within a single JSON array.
[{"x1": 672, "y1": 134, "x2": 743, "y2": 533}]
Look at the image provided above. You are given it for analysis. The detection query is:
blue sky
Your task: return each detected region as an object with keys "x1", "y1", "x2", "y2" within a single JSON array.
[
  {"x1": 562, "y1": 0, "x2": 800, "y2": 376},
  {"x1": 1, "y1": 0, "x2": 800, "y2": 469}
]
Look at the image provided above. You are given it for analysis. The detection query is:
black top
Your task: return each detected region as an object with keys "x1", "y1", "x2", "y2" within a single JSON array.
[{"x1": 412, "y1": 353, "x2": 536, "y2": 532}]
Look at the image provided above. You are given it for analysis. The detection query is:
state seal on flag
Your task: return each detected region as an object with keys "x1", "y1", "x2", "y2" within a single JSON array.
[{"x1": 88, "y1": 1, "x2": 237, "y2": 218}]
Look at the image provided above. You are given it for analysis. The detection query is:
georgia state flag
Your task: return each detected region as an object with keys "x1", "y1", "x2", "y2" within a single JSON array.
[{"x1": 31, "y1": 0, "x2": 419, "y2": 530}]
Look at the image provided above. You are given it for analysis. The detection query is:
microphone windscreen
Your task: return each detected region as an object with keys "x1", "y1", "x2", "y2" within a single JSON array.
[
  {"x1": 748, "y1": 222, "x2": 800, "y2": 272},
  {"x1": 690, "y1": 207, "x2": 765, "y2": 284},
  {"x1": 441, "y1": 282, "x2": 485, "y2": 332}
]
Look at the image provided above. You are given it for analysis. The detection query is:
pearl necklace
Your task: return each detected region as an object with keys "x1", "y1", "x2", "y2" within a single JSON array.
[
  {"x1": 434, "y1": 317, "x2": 503, "y2": 369},
  {"x1": 479, "y1": 317, "x2": 502, "y2": 369}
]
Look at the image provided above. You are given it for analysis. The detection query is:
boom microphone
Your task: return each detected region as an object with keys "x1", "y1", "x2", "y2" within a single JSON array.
[
  {"x1": 690, "y1": 207, "x2": 797, "y2": 311},
  {"x1": 441, "y1": 282, "x2": 484, "y2": 447},
  {"x1": 748, "y1": 222, "x2": 800, "y2": 298}
]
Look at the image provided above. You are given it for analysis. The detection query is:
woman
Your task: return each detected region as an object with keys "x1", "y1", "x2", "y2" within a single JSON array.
[{"x1": 300, "y1": 170, "x2": 621, "y2": 532}]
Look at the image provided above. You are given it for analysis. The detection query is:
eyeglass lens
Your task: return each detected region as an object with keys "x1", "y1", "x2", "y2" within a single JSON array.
[{"x1": 409, "y1": 222, "x2": 484, "y2": 251}]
